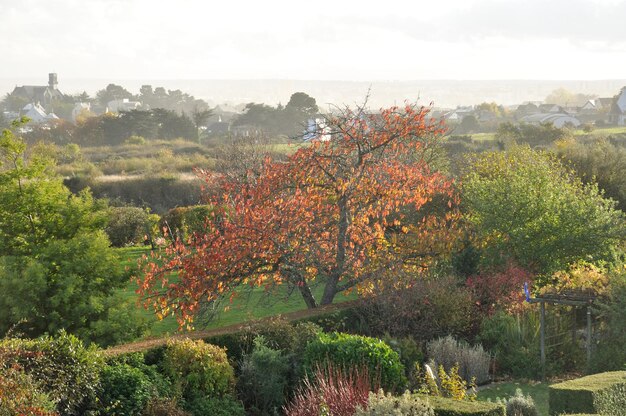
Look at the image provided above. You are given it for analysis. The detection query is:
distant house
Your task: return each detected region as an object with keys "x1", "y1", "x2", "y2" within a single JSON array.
[
  {"x1": 445, "y1": 106, "x2": 474, "y2": 122},
  {"x1": 515, "y1": 103, "x2": 539, "y2": 118},
  {"x1": 21, "y1": 102, "x2": 48, "y2": 123},
  {"x1": 11, "y1": 73, "x2": 65, "y2": 112},
  {"x1": 303, "y1": 118, "x2": 330, "y2": 142},
  {"x1": 106, "y1": 98, "x2": 141, "y2": 113},
  {"x1": 581, "y1": 100, "x2": 598, "y2": 112},
  {"x1": 609, "y1": 87, "x2": 626, "y2": 126},
  {"x1": 520, "y1": 113, "x2": 581, "y2": 128},
  {"x1": 538, "y1": 104, "x2": 563, "y2": 113},
  {"x1": 71, "y1": 102, "x2": 91, "y2": 123}
]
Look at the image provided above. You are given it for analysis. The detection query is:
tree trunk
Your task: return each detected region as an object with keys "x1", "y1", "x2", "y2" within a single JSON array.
[
  {"x1": 299, "y1": 282, "x2": 318, "y2": 308},
  {"x1": 320, "y1": 282, "x2": 337, "y2": 305}
]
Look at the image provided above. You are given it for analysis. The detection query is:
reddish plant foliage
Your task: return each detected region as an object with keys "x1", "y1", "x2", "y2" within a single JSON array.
[
  {"x1": 138, "y1": 102, "x2": 460, "y2": 327},
  {"x1": 466, "y1": 263, "x2": 533, "y2": 314},
  {"x1": 283, "y1": 364, "x2": 374, "y2": 416}
]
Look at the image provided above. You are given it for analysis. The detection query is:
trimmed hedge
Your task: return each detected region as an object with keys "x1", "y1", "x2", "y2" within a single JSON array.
[
  {"x1": 419, "y1": 396, "x2": 505, "y2": 416},
  {"x1": 548, "y1": 371, "x2": 626, "y2": 415},
  {"x1": 303, "y1": 332, "x2": 405, "y2": 391}
]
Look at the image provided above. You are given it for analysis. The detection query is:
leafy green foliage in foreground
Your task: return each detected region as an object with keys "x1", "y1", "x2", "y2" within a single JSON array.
[
  {"x1": 304, "y1": 332, "x2": 406, "y2": 392},
  {"x1": 0, "y1": 121, "x2": 147, "y2": 345}
]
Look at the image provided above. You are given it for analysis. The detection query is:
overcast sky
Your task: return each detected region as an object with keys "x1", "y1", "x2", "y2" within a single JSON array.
[{"x1": 1, "y1": 0, "x2": 625, "y2": 81}]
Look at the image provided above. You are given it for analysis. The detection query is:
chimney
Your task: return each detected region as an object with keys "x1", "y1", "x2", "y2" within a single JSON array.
[{"x1": 48, "y1": 73, "x2": 58, "y2": 89}]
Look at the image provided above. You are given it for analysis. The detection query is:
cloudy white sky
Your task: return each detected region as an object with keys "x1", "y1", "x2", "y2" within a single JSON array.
[{"x1": 1, "y1": 0, "x2": 625, "y2": 81}]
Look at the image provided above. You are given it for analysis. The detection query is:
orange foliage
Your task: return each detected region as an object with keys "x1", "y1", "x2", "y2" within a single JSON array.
[{"x1": 137, "y1": 103, "x2": 459, "y2": 327}]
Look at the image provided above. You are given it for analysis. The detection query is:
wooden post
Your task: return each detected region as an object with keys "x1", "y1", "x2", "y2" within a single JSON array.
[
  {"x1": 540, "y1": 301, "x2": 546, "y2": 380},
  {"x1": 587, "y1": 305, "x2": 592, "y2": 363}
]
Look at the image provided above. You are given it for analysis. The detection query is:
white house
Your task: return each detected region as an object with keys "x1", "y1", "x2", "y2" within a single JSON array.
[
  {"x1": 520, "y1": 113, "x2": 581, "y2": 128},
  {"x1": 21, "y1": 103, "x2": 49, "y2": 123},
  {"x1": 106, "y1": 98, "x2": 141, "y2": 113},
  {"x1": 609, "y1": 87, "x2": 626, "y2": 126}
]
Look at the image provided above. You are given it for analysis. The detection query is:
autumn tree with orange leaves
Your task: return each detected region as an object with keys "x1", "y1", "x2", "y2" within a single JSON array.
[{"x1": 138, "y1": 102, "x2": 459, "y2": 327}]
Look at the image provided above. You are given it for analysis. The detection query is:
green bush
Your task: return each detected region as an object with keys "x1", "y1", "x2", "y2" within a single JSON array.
[
  {"x1": 159, "y1": 205, "x2": 213, "y2": 242},
  {"x1": 125, "y1": 135, "x2": 147, "y2": 145},
  {"x1": 589, "y1": 270, "x2": 626, "y2": 372},
  {"x1": 162, "y1": 339, "x2": 235, "y2": 401},
  {"x1": 384, "y1": 336, "x2": 424, "y2": 372},
  {"x1": 548, "y1": 371, "x2": 626, "y2": 415},
  {"x1": 236, "y1": 336, "x2": 291, "y2": 415},
  {"x1": 105, "y1": 352, "x2": 170, "y2": 397},
  {"x1": 105, "y1": 206, "x2": 153, "y2": 247},
  {"x1": 99, "y1": 364, "x2": 155, "y2": 416},
  {"x1": 419, "y1": 395, "x2": 505, "y2": 416},
  {"x1": 478, "y1": 312, "x2": 541, "y2": 379},
  {"x1": 206, "y1": 317, "x2": 321, "y2": 366},
  {"x1": 356, "y1": 390, "x2": 434, "y2": 415},
  {"x1": 303, "y1": 332, "x2": 405, "y2": 391},
  {"x1": 184, "y1": 396, "x2": 245, "y2": 416},
  {"x1": 0, "y1": 331, "x2": 104, "y2": 416}
]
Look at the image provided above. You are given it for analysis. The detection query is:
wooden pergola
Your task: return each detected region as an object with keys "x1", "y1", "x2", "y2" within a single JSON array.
[{"x1": 525, "y1": 285, "x2": 597, "y2": 379}]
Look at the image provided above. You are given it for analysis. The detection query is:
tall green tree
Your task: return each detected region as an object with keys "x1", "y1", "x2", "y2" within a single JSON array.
[
  {"x1": 0, "y1": 120, "x2": 146, "y2": 344},
  {"x1": 96, "y1": 83, "x2": 134, "y2": 107},
  {"x1": 462, "y1": 145, "x2": 624, "y2": 278}
]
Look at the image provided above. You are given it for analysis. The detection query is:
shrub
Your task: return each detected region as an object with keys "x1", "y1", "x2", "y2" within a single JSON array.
[
  {"x1": 304, "y1": 332, "x2": 405, "y2": 391},
  {"x1": 141, "y1": 398, "x2": 190, "y2": 416},
  {"x1": 356, "y1": 390, "x2": 434, "y2": 415},
  {"x1": 426, "y1": 336, "x2": 491, "y2": 385},
  {"x1": 67, "y1": 176, "x2": 204, "y2": 215},
  {"x1": 466, "y1": 264, "x2": 533, "y2": 314},
  {"x1": 206, "y1": 318, "x2": 321, "y2": 371},
  {"x1": 159, "y1": 205, "x2": 213, "y2": 242},
  {"x1": 589, "y1": 269, "x2": 626, "y2": 372},
  {"x1": 0, "y1": 332, "x2": 104, "y2": 416},
  {"x1": 126, "y1": 135, "x2": 147, "y2": 145},
  {"x1": 236, "y1": 336, "x2": 292, "y2": 415},
  {"x1": 162, "y1": 338, "x2": 234, "y2": 401},
  {"x1": 355, "y1": 275, "x2": 478, "y2": 341},
  {"x1": 105, "y1": 353, "x2": 171, "y2": 399},
  {"x1": 183, "y1": 396, "x2": 245, "y2": 416},
  {"x1": 420, "y1": 395, "x2": 505, "y2": 416},
  {"x1": 502, "y1": 389, "x2": 537, "y2": 416},
  {"x1": 417, "y1": 364, "x2": 476, "y2": 401},
  {"x1": 548, "y1": 371, "x2": 626, "y2": 415},
  {"x1": 0, "y1": 350, "x2": 57, "y2": 416},
  {"x1": 99, "y1": 364, "x2": 155, "y2": 416},
  {"x1": 384, "y1": 335, "x2": 424, "y2": 385},
  {"x1": 283, "y1": 363, "x2": 371, "y2": 416},
  {"x1": 105, "y1": 206, "x2": 153, "y2": 247},
  {"x1": 477, "y1": 312, "x2": 540, "y2": 379}
]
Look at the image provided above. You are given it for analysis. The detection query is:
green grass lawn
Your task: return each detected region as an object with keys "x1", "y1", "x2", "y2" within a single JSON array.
[
  {"x1": 115, "y1": 246, "x2": 356, "y2": 337},
  {"x1": 459, "y1": 126, "x2": 626, "y2": 143},
  {"x1": 476, "y1": 381, "x2": 549, "y2": 415},
  {"x1": 573, "y1": 126, "x2": 626, "y2": 136},
  {"x1": 468, "y1": 132, "x2": 497, "y2": 141}
]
